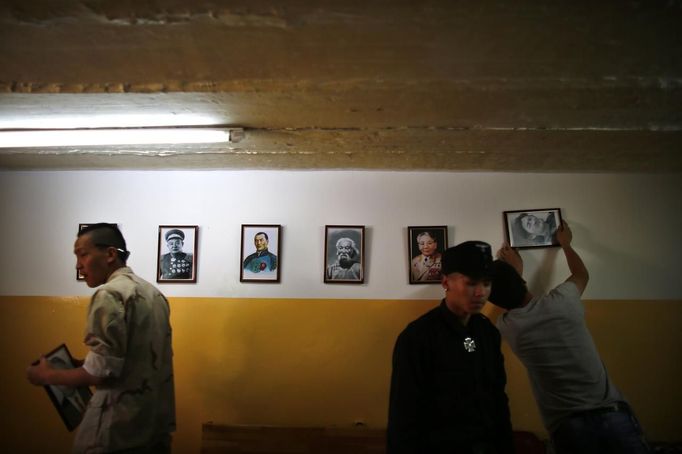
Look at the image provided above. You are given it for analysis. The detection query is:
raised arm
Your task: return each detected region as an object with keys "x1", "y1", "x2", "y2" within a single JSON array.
[{"x1": 556, "y1": 220, "x2": 589, "y2": 295}]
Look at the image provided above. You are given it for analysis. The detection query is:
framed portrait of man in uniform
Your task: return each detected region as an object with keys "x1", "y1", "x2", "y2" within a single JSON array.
[
  {"x1": 324, "y1": 225, "x2": 365, "y2": 284},
  {"x1": 407, "y1": 226, "x2": 448, "y2": 284},
  {"x1": 157, "y1": 225, "x2": 198, "y2": 283},
  {"x1": 240, "y1": 224, "x2": 281, "y2": 283}
]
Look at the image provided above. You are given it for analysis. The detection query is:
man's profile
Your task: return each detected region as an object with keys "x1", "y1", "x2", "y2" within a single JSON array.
[{"x1": 27, "y1": 223, "x2": 176, "y2": 453}]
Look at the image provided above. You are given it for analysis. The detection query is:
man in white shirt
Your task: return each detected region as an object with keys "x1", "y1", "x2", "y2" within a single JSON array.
[{"x1": 489, "y1": 220, "x2": 650, "y2": 454}]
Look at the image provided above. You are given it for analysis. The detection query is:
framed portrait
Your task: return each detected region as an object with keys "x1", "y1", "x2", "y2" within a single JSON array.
[
  {"x1": 504, "y1": 208, "x2": 563, "y2": 249},
  {"x1": 240, "y1": 224, "x2": 281, "y2": 283},
  {"x1": 324, "y1": 225, "x2": 365, "y2": 284},
  {"x1": 407, "y1": 226, "x2": 448, "y2": 284},
  {"x1": 76, "y1": 224, "x2": 90, "y2": 281},
  {"x1": 157, "y1": 225, "x2": 198, "y2": 283},
  {"x1": 40, "y1": 343, "x2": 92, "y2": 431}
]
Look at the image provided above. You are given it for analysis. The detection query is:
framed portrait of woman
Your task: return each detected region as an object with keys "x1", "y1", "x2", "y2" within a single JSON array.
[
  {"x1": 504, "y1": 208, "x2": 563, "y2": 249},
  {"x1": 407, "y1": 226, "x2": 448, "y2": 284}
]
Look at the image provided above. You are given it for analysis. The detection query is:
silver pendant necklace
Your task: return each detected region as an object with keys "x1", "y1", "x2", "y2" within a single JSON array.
[{"x1": 463, "y1": 337, "x2": 476, "y2": 353}]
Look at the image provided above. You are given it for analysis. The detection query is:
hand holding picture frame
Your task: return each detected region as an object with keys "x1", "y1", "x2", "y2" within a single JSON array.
[
  {"x1": 240, "y1": 224, "x2": 282, "y2": 283},
  {"x1": 408, "y1": 226, "x2": 448, "y2": 284},
  {"x1": 38, "y1": 343, "x2": 92, "y2": 431},
  {"x1": 503, "y1": 208, "x2": 563, "y2": 249},
  {"x1": 157, "y1": 225, "x2": 198, "y2": 283},
  {"x1": 324, "y1": 225, "x2": 365, "y2": 284}
]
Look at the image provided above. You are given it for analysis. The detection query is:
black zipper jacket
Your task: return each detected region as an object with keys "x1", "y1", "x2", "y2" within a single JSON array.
[{"x1": 387, "y1": 300, "x2": 514, "y2": 454}]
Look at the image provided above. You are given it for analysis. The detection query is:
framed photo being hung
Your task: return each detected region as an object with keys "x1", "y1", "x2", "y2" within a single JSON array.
[
  {"x1": 504, "y1": 208, "x2": 563, "y2": 249},
  {"x1": 38, "y1": 343, "x2": 93, "y2": 431},
  {"x1": 240, "y1": 224, "x2": 281, "y2": 283},
  {"x1": 157, "y1": 225, "x2": 198, "y2": 283},
  {"x1": 408, "y1": 226, "x2": 448, "y2": 284},
  {"x1": 324, "y1": 225, "x2": 365, "y2": 284}
]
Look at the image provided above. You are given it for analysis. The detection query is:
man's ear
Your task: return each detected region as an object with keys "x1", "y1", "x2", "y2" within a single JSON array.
[
  {"x1": 105, "y1": 246, "x2": 119, "y2": 264},
  {"x1": 441, "y1": 275, "x2": 448, "y2": 291}
]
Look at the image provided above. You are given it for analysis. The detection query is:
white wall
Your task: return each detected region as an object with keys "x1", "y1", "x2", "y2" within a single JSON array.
[{"x1": 1, "y1": 170, "x2": 680, "y2": 299}]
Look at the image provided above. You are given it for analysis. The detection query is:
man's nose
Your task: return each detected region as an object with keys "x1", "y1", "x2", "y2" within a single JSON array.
[{"x1": 473, "y1": 284, "x2": 486, "y2": 297}]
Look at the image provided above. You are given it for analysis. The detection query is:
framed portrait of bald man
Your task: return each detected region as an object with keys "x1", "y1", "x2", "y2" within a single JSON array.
[
  {"x1": 324, "y1": 225, "x2": 365, "y2": 284},
  {"x1": 157, "y1": 225, "x2": 198, "y2": 283},
  {"x1": 240, "y1": 224, "x2": 281, "y2": 283}
]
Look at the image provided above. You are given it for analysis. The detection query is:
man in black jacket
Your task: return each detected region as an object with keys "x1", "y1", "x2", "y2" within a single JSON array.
[{"x1": 387, "y1": 241, "x2": 514, "y2": 454}]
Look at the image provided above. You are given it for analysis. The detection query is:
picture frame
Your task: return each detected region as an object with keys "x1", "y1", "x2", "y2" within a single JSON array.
[
  {"x1": 40, "y1": 343, "x2": 92, "y2": 431},
  {"x1": 240, "y1": 224, "x2": 281, "y2": 283},
  {"x1": 76, "y1": 224, "x2": 90, "y2": 281},
  {"x1": 503, "y1": 208, "x2": 563, "y2": 249},
  {"x1": 157, "y1": 225, "x2": 198, "y2": 283},
  {"x1": 324, "y1": 225, "x2": 365, "y2": 284},
  {"x1": 407, "y1": 226, "x2": 448, "y2": 284}
]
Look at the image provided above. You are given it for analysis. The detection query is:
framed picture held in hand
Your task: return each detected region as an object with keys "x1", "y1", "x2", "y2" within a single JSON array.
[
  {"x1": 503, "y1": 208, "x2": 563, "y2": 249},
  {"x1": 39, "y1": 343, "x2": 92, "y2": 431}
]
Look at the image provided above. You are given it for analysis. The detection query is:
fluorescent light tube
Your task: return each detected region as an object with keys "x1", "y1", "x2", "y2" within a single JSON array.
[{"x1": 0, "y1": 128, "x2": 236, "y2": 148}]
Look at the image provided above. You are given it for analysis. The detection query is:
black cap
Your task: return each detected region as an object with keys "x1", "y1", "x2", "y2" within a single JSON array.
[
  {"x1": 441, "y1": 241, "x2": 493, "y2": 279},
  {"x1": 165, "y1": 229, "x2": 185, "y2": 242}
]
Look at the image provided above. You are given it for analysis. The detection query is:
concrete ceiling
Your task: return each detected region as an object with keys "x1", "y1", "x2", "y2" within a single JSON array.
[{"x1": 1, "y1": 0, "x2": 681, "y2": 172}]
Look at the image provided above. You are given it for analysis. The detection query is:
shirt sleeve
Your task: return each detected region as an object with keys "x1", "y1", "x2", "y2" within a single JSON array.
[
  {"x1": 550, "y1": 281, "x2": 580, "y2": 299},
  {"x1": 82, "y1": 289, "x2": 127, "y2": 378},
  {"x1": 545, "y1": 281, "x2": 583, "y2": 316}
]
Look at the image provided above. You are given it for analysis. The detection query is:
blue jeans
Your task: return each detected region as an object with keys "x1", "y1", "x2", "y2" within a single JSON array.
[{"x1": 552, "y1": 404, "x2": 651, "y2": 454}]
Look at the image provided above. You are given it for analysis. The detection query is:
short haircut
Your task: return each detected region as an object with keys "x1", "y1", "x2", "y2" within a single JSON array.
[
  {"x1": 489, "y1": 260, "x2": 527, "y2": 310},
  {"x1": 78, "y1": 223, "x2": 130, "y2": 264},
  {"x1": 255, "y1": 232, "x2": 269, "y2": 241}
]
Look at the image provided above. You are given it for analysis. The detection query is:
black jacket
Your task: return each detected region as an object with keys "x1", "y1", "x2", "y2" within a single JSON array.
[{"x1": 387, "y1": 301, "x2": 514, "y2": 454}]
